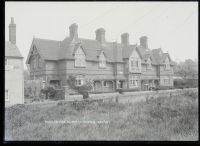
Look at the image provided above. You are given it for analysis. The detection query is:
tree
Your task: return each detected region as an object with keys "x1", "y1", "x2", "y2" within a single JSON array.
[
  {"x1": 174, "y1": 59, "x2": 198, "y2": 79},
  {"x1": 67, "y1": 76, "x2": 93, "y2": 99}
]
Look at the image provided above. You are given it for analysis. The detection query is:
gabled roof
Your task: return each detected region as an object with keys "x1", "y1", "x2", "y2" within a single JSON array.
[
  {"x1": 5, "y1": 41, "x2": 23, "y2": 58},
  {"x1": 26, "y1": 36, "x2": 173, "y2": 66}
]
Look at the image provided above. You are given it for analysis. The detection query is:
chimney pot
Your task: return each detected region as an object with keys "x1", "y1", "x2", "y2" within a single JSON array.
[
  {"x1": 9, "y1": 17, "x2": 16, "y2": 44},
  {"x1": 69, "y1": 23, "x2": 78, "y2": 40},
  {"x1": 140, "y1": 36, "x2": 148, "y2": 48},
  {"x1": 121, "y1": 33, "x2": 129, "y2": 45},
  {"x1": 95, "y1": 28, "x2": 106, "y2": 44}
]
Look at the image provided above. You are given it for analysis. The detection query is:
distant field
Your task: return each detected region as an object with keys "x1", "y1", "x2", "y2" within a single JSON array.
[{"x1": 5, "y1": 90, "x2": 198, "y2": 141}]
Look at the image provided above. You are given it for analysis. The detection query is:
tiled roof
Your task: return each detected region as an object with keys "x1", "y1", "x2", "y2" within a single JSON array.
[
  {"x1": 32, "y1": 38, "x2": 61, "y2": 60},
  {"x1": 5, "y1": 41, "x2": 23, "y2": 58},
  {"x1": 27, "y1": 36, "x2": 173, "y2": 65}
]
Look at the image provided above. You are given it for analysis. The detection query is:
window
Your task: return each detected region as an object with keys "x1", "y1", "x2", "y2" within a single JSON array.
[
  {"x1": 75, "y1": 47, "x2": 86, "y2": 67},
  {"x1": 165, "y1": 58, "x2": 170, "y2": 70},
  {"x1": 164, "y1": 78, "x2": 170, "y2": 85},
  {"x1": 5, "y1": 90, "x2": 9, "y2": 101},
  {"x1": 99, "y1": 52, "x2": 106, "y2": 68},
  {"x1": 75, "y1": 75, "x2": 84, "y2": 86},
  {"x1": 130, "y1": 57, "x2": 141, "y2": 72},
  {"x1": 103, "y1": 81, "x2": 109, "y2": 87},
  {"x1": 147, "y1": 58, "x2": 152, "y2": 69},
  {"x1": 129, "y1": 76, "x2": 139, "y2": 87}
]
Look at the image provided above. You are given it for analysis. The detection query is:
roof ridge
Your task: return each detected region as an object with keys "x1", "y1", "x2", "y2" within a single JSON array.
[{"x1": 34, "y1": 37, "x2": 61, "y2": 42}]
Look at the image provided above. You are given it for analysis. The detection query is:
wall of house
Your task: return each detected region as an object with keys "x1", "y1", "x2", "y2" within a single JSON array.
[
  {"x1": 29, "y1": 50, "x2": 46, "y2": 80},
  {"x1": 65, "y1": 60, "x2": 115, "y2": 80},
  {"x1": 5, "y1": 57, "x2": 24, "y2": 106}
]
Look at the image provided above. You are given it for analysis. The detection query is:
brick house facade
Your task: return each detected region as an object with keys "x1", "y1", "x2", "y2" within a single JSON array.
[{"x1": 26, "y1": 23, "x2": 175, "y2": 92}]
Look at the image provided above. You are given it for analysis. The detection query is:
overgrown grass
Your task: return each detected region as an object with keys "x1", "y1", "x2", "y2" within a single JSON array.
[{"x1": 5, "y1": 90, "x2": 198, "y2": 141}]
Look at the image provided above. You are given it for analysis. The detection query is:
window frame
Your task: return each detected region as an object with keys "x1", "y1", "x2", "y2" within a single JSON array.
[
  {"x1": 129, "y1": 76, "x2": 139, "y2": 87},
  {"x1": 75, "y1": 75, "x2": 84, "y2": 86},
  {"x1": 99, "y1": 52, "x2": 106, "y2": 68},
  {"x1": 103, "y1": 81, "x2": 109, "y2": 87},
  {"x1": 75, "y1": 47, "x2": 86, "y2": 67},
  {"x1": 130, "y1": 57, "x2": 141, "y2": 72},
  {"x1": 165, "y1": 57, "x2": 170, "y2": 70},
  {"x1": 147, "y1": 58, "x2": 152, "y2": 70}
]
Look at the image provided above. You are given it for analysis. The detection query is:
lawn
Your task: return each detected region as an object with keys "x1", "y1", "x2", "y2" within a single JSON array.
[{"x1": 5, "y1": 90, "x2": 198, "y2": 141}]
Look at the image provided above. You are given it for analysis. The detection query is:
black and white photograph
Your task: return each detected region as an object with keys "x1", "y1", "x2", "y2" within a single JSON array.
[{"x1": 4, "y1": 1, "x2": 198, "y2": 141}]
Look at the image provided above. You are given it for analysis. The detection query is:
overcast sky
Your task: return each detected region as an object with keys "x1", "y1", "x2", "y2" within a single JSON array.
[{"x1": 5, "y1": 2, "x2": 198, "y2": 68}]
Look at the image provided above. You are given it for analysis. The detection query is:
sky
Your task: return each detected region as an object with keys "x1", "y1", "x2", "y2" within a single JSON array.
[{"x1": 5, "y1": 2, "x2": 198, "y2": 68}]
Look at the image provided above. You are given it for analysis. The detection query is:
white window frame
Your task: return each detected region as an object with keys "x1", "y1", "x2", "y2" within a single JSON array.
[
  {"x1": 75, "y1": 47, "x2": 86, "y2": 67},
  {"x1": 165, "y1": 58, "x2": 170, "y2": 70},
  {"x1": 5, "y1": 89, "x2": 9, "y2": 101},
  {"x1": 75, "y1": 75, "x2": 84, "y2": 86},
  {"x1": 130, "y1": 57, "x2": 141, "y2": 72},
  {"x1": 147, "y1": 58, "x2": 152, "y2": 70},
  {"x1": 129, "y1": 76, "x2": 139, "y2": 87},
  {"x1": 99, "y1": 53, "x2": 106, "y2": 68},
  {"x1": 103, "y1": 81, "x2": 109, "y2": 87},
  {"x1": 164, "y1": 78, "x2": 170, "y2": 85}
]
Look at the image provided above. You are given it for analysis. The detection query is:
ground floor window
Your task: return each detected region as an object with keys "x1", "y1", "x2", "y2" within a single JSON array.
[
  {"x1": 164, "y1": 79, "x2": 170, "y2": 85},
  {"x1": 129, "y1": 76, "x2": 139, "y2": 87},
  {"x1": 75, "y1": 75, "x2": 84, "y2": 86},
  {"x1": 103, "y1": 81, "x2": 109, "y2": 87},
  {"x1": 5, "y1": 89, "x2": 9, "y2": 101},
  {"x1": 163, "y1": 76, "x2": 170, "y2": 85}
]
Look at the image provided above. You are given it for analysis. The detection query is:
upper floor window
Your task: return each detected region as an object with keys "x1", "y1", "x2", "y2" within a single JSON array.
[
  {"x1": 147, "y1": 58, "x2": 152, "y2": 69},
  {"x1": 75, "y1": 47, "x2": 86, "y2": 67},
  {"x1": 165, "y1": 57, "x2": 170, "y2": 70},
  {"x1": 130, "y1": 57, "x2": 141, "y2": 71},
  {"x1": 99, "y1": 52, "x2": 106, "y2": 68},
  {"x1": 5, "y1": 89, "x2": 9, "y2": 101},
  {"x1": 75, "y1": 75, "x2": 84, "y2": 86}
]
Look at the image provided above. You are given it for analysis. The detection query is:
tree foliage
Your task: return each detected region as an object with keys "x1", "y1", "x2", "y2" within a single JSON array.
[
  {"x1": 67, "y1": 76, "x2": 93, "y2": 99},
  {"x1": 173, "y1": 59, "x2": 198, "y2": 79}
]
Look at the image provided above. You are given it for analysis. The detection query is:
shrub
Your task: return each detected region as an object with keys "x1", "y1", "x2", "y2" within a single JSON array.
[
  {"x1": 155, "y1": 86, "x2": 172, "y2": 90},
  {"x1": 117, "y1": 88, "x2": 140, "y2": 93},
  {"x1": 67, "y1": 76, "x2": 92, "y2": 99}
]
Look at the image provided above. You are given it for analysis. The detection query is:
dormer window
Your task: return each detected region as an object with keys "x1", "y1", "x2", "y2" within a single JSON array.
[
  {"x1": 99, "y1": 52, "x2": 106, "y2": 68},
  {"x1": 147, "y1": 58, "x2": 152, "y2": 69},
  {"x1": 75, "y1": 47, "x2": 86, "y2": 67},
  {"x1": 129, "y1": 49, "x2": 141, "y2": 72},
  {"x1": 165, "y1": 57, "x2": 170, "y2": 70}
]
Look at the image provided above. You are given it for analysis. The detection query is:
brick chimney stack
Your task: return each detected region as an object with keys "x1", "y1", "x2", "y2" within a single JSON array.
[
  {"x1": 69, "y1": 23, "x2": 78, "y2": 40},
  {"x1": 140, "y1": 36, "x2": 148, "y2": 49},
  {"x1": 121, "y1": 33, "x2": 129, "y2": 45},
  {"x1": 9, "y1": 17, "x2": 16, "y2": 44},
  {"x1": 95, "y1": 28, "x2": 106, "y2": 44}
]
